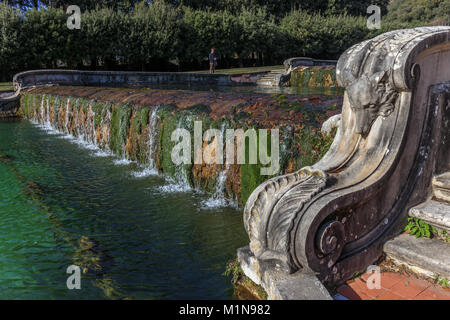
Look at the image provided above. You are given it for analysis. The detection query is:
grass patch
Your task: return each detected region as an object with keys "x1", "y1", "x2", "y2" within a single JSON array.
[
  {"x1": 224, "y1": 259, "x2": 267, "y2": 300},
  {"x1": 0, "y1": 82, "x2": 13, "y2": 91}
]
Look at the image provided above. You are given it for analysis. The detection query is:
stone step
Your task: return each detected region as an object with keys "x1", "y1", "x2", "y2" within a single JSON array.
[
  {"x1": 384, "y1": 233, "x2": 450, "y2": 279},
  {"x1": 258, "y1": 77, "x2": 274, "y2": 81},
  {"x1": 433, "y1": 172, "x2": 450, "y2": 203},
  {"x1": 256, "y1": 70, "x2": 287, "y2": 86},
  {"x1": 258, "y1": 76, "x2": 279, "y2": 81},
  {"x1": 256, "y1": 80, "x2": 276, "y2": 85},
  {"x1": 409, "y1": 200, "x2": 450, "y2": 233}
]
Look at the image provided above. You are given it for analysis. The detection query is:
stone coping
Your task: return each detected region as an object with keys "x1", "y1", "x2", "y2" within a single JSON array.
[{"x1": 13, "y1": 69, "x2": 248, "y2": 91}]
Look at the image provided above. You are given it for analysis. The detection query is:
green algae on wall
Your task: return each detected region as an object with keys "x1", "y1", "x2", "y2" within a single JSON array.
[
  {"x1": 290, "y1": 66, "x2": 339, "y2": 88},
  {"x1": 110, "y1": 104, "x2": 132, "y2": 157},
  {"x1": 239, "y1": 126, "x2": 278, "y2": 205},
  {"x1": 19, "y1": 91, "x2": 339, "y2": 206}
]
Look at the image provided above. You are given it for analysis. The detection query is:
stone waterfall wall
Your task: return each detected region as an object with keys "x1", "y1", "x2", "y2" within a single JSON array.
[
  {"x1": 289, "y1": 66, "x2": 338, "y2": 88},
  {"x1": 19, "y1": 87, "x2": 340, "y2": 205}
]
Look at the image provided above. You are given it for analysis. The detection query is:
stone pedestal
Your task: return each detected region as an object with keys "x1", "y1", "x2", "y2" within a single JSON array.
[{"x1": 239, "y1": 27, "x2": 450, "y2": 299}]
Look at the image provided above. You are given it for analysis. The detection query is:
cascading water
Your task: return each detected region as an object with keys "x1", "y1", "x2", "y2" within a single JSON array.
[
  {"x1": 132, "y1": 106, "x2": 160, "y2": 178},
  {"x1": 148, "y1": 106, "x2": 160, "y2": 169},
  {"x1": 64, "y1": 98, "x2": 70, "y2": 134},
  {"x1": 32, "y1": 95, "x2": 104, "y2": 155},
  {"x1": 25, "y1": 94, "x2": 242, "y2": 202},
  {"x1": 200, "y1": 122, "x2": 236, "y2": 208},
  {"x1": 156, "y1": 115, "x2": 193, "y2": 193}
]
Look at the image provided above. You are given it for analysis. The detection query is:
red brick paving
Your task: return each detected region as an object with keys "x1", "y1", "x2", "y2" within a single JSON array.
[{"x1": 337, "y1": 272, "x2": 450, "y2": 300}]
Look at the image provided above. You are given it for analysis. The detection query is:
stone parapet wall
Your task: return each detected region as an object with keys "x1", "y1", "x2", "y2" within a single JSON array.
[
  {"x1": 13, "y1": 70, "x2": 243, "y2": 91},
  {"x1": 284, "y1": 57, "x2": 337, "y2": 71},
  {"x1": 0, "y1": 91, "x2": 20, "y2": 118}
]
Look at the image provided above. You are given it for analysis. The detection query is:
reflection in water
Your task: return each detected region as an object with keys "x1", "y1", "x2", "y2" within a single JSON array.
[{"x1": 0, "y1": 119, "x2": 248, "y2": 299}]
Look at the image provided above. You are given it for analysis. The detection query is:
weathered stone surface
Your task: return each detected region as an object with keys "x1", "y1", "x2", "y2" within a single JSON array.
[
  {"x1": 409, "y1": 200, "x2": 450, "y2": 232},
  {"x1": 0, "y1": 91, "x2": 20, "y2": 118},
  {"x1": 238, "y1": 26, "x2": 450, "y2": 299},
  {"x1": 321, "y1": 114, "x2": 341, "y2": 136},
  {"x1": 289, "y1": 66, "x2": 338, "y2": 88},
  {"x1": 284, "y1": 57, "x2": 337, "y2": 72},
  {"x1": 13, "y1": 70, "x2": 240, "y2": 90},
  {"x1": 23, "y1": 85, "x2": 341, "y2": 122},
  {"x1": 433, "y1": 172, "x2": 450, "y2": 203},
  {"x1": 238, "y1": 246, "x2": 332, "y2": 300},
  {"x1": 256, "y1": 70, "x2": 286, "y2": 87},
  {"x1": 384, "y1": 234, "x2": 450, "y2": 279}
]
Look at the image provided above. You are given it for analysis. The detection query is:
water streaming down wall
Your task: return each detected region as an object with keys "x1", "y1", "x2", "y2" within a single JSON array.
[
  {"x1": 19, "y1": 92, "x2": 336, "y2": 206},
  {"x1": 148, "y1": 106, "x2": 160, "y2": 170}
]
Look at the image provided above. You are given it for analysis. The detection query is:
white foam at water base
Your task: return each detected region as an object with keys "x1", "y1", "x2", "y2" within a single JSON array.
[
  {"x1": 93, "y1": 150, "x2": 113, "y2": 158},
  {"x1": 157, "y1": 182, "x2": 192, "y2": 193},
  {"x1": 113, "y1": 158, "x2": 133, "y2": 166},
  {"x1": 31, "y1": 119, "x2": 237, "y2": 209},
  {"x1": 200, "y1": 197, "x2": 234, "y2": 209},
  {"x1": 73, "y1": 138, "x2": 98, "y2": 151},
  {"x1": 199, "y1": 165, "x2": 238, "y2": 209},
  {"x1": 32, "y1": 121, "x2": 61, "y2": 136},
  {"x1": 131, "y1": 167, "x2": 159, "y2": 178},
  {"x1": 31, "y1": 120, "x2": 122, "y2": 164}
]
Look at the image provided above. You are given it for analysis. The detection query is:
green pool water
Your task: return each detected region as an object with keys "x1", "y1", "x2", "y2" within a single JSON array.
[{"x1": 0, "y1": 119, "x2": 248, "y2": 300}]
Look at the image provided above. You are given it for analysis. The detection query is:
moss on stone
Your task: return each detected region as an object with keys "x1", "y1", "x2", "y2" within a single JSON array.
[
  {"x1": 184, "y1": 104, "x2": 211, "y2": 115},
  {"x1": 315, "y1": 69, "x2": 326, "y2": 86},
  {"x1": 224, "y1": 258, "x2": 267, "y2": 300},
  {"x1": 290, "y1": 67, "x2": 338, "y2": 88},
  {"x1": 110, "y1": 104, "x2": 132, "y2": 156},
  {"x1": 240, "y1": 127, "x2": 276, "y2": 204},
  {"x1": 133, "y1": 106, "x2": 150, "y2": 135}
]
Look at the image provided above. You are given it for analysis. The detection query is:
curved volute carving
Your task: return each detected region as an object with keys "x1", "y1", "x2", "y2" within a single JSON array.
[{"x1": 240, "y1": 27, "x2": 450, "y2": 289}]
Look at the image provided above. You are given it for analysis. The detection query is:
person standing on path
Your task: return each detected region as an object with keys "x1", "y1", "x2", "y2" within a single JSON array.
[{"x1": 209, "y1": 48, "x2": 217, "y2": 74}]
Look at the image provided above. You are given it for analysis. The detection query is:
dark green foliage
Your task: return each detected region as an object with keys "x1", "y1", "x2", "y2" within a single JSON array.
[
  {"x1": 404, "y1": 217, "x2": 438, "y2": 238},
  {"x1": 280, "y1": 11, "x2": 369, "y2": 59},
  {"x1": 386, "y1": 0, "x2": 449, "y2": 26},
  {"x1": 0, "y1": 1, "x2": 433, "y2": 81}
]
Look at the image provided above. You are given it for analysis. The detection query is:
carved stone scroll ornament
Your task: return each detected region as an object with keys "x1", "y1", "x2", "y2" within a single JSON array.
[{"x1": 239, "y1": 27, "x2": 450, "y2": 292}]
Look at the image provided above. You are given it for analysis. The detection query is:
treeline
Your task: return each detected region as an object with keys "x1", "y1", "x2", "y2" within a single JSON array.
[
  {"x1": 0, "y1": 1, "x2": 444, "y2": 81},
  {"x1": 4, "y1": 0, "x2": 392, "y2": 17}
]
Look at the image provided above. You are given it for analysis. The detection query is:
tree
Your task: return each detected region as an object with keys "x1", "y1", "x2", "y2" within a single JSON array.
[
  {"x1": 234, "y1": 7, "x2": 279, "y2": 66},
  {"x1": 386, "y1": 0, "x2": 449, "y2": 25},
  {"x1": 280, "y1": 10, "x2": 368, "y2": 59},
  {"x1": 123, "y1": 2, "x2": 182, "y2": 70},
  {"x1": 0, "y1": 2, "x2": 21, "y2": 79},
  {"x1": 180, "y1": 7, "x2": 238, "y2": 67}
]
